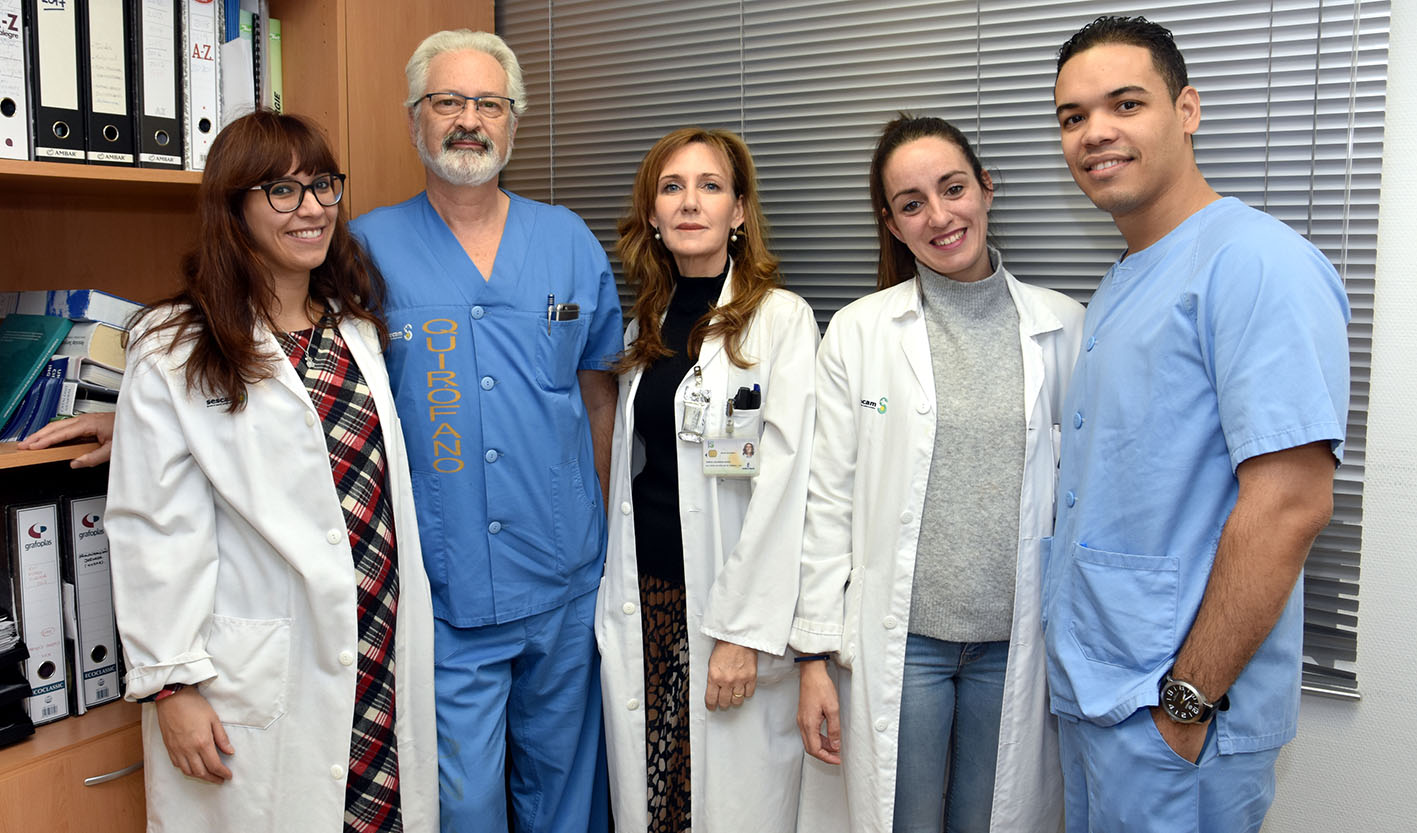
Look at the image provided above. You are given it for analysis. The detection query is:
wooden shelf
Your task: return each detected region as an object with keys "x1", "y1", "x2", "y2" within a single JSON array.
[
  {"x1": 0, "y1": 159, "x2": 202, "y2": 198},
  {"x1": 0, "y1": 700, "x2": 140, "y2": 772},
  {"x1": 0, "y1": 441, "x2": 101, "y2": 470}
]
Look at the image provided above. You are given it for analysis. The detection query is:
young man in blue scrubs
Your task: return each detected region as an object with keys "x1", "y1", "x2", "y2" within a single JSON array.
[
  {"x1": 1045, "y1": 16, "x2": 1350, "y2": 832},
  {"x1": 351, "y1": 30, "x2": 619, "y2": 833}
]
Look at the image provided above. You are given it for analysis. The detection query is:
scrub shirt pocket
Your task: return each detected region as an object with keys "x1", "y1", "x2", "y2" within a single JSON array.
[
  {"x1": 202, "y1": 615, "x2": 292, "y2": 729},
  {"x1": 409, "y1": 472, "x2": 449, "y2": 591},
  {"x1": 1066, "y1": 542, "x2": 1179, "y2": 671},
  {"x1": 535, "y1": 317, "x2": 589, "y2": 392}
]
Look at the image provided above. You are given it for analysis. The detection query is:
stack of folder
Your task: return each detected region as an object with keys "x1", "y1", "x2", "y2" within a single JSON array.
[
  {"x1": 2, "y1": 0, "x2": 282, "y2": 171},
  {"x1": 1, "y1": 461, "x2": 121, "y2": 736},
  {"x1": 0, "y1": 288, "x2": 137, "y2": 441}
]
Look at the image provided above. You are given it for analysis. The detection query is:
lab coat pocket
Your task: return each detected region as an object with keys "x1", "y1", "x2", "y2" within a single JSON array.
[
  {"x1": 535, "y1": 317, "x2": 589, "y2": 392},
  {"x1": 726, "y1": 406, "x2": 764, "y2": 441},
  {"x1": 1066, "y1": 543, "x2": 1178, "y2": 671},
  {"x1": 201, "y1": 615, "x2": 292, "y2": 729}
]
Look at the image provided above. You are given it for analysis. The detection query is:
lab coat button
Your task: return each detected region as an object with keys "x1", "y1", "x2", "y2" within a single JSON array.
[
  {"x1": 338, "y1": 651, "x2": 355, "y2": 667},
  {"x1": 480, "y1": 376, "x2": 495, "y2": 390},
  {"x1": 916, "y1": 401, "x2": 929, "y2": 414},
  {"x1": 304, "y1": 412, "x2": 315, "y2": 427},
  {"x1": 626, "y1": 698, "x2": 640, "y2": 711},
  {"x1": 874, "y1": 718, "x2": 889, "y2": 732},
  {"x1": 471, "y1": 305, "x2": 485, "y2": 320},
  {"x1": 1065, "y1": 490, "x2": 1076, "y2": 508},
  {"x1": 622, "y1": 602, "x2": 637, "y2": 615},
  {"x1": 1086, "y1": 336, "x2": 1096, "y2": 351},
  {"x1": 1073, "y1": 412, "x2": 1084, "y2": 429},
  {"x1": 484, "y1": 449, "x2": 499, "y2": 463},
  {"x1": 326, "y1": 529, "x2": 342, "y2": 544},
  {"x1": 330, "y1": 764, "x2": 345, "y2": 780},
  {"x1": 488, "y1": 521, "x2": 502, "y2": 534},
  {"x1": 882, "y1": 616, "x2": 898, "y2": 630},
  {"x1": 899, "y1": 511, "x2": 913, "y2": 525},
  {"x1": 620, "y1": 501, "x2": 632, "y2": 515}
]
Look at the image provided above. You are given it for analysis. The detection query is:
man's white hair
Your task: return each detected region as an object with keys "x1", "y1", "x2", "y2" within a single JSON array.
[{"x1": 404, "y1": 30, "x2": 527, "y2": 117}]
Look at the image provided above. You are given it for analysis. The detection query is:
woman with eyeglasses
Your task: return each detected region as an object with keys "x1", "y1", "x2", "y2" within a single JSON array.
[
  {"x1": 102, "y1": 111, "x2": 436, "y2": 833},
  {"x1": 792, "y1": 115, "x2": 1082, "y2": 833},
  {"x1": 596, "y1": 127, "x2": 819, "y2": 833}
]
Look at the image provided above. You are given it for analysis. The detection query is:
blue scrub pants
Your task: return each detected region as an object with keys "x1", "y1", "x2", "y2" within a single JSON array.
[
  {"x1": 892, "y1": 634, "x2": 1009, "y2": 833},
  {"x1": 1058, "y1": 708, "x2": 1280, "y2": 833},
  {"x1": 434, "y1": 590, "x2": 608, "y2": 833}
]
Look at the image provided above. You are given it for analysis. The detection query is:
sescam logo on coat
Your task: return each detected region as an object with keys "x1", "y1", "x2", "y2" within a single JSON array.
[{"x1": 859, "y1": 395, "x2": 888, "y2": 415}]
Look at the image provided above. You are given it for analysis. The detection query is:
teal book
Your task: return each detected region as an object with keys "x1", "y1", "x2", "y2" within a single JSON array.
[{"x1": 0, "y1": 315, "x2": 74, "y2": 430}]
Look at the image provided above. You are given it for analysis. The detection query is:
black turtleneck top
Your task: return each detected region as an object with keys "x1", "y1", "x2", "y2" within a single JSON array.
[{"x1": 630, "y1": 265, "x2": 728, "y2": 584}]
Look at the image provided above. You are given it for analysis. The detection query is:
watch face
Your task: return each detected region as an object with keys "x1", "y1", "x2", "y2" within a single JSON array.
[{"x1": 1162, "y1": 681, "x2": 1204, "y2": 722}]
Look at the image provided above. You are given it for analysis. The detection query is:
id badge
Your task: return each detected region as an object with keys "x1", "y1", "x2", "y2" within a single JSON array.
[{"x1": 702, "y1": 437, "x2": 759, "y2": 478}]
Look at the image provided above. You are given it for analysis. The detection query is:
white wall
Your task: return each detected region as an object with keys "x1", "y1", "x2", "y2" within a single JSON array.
[{"x1": 1264, "y1": 2, "x2": 1417, "y2": 830}]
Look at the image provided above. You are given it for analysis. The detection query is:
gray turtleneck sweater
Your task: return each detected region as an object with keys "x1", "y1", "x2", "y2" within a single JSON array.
[{"x1": 906, "y1": 257, "x2": 1025, "y2": 643}]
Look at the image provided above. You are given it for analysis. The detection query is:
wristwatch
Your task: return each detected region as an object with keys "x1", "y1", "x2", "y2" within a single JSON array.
[{"x1": 1159, "y1": 672, "x2": 1229, "y2": 724}]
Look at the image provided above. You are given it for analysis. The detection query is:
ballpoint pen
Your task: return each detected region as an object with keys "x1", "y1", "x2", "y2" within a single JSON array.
[{"x1": 546, "y1": 293, "x2": 555, "y2": 333}]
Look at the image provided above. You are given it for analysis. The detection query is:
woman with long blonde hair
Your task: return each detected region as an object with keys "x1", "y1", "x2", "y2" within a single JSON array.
[{"x1": 596, "y1": 127, "x2": 819, "y2": 833}]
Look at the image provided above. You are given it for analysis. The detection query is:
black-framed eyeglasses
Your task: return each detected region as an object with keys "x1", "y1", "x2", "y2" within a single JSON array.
[
  {"x1": 248, "y1": 173, "x2": 346, "y2": 213},
  {"x1": 421, "y1": 92, "x2": 516, "y2": 119}
]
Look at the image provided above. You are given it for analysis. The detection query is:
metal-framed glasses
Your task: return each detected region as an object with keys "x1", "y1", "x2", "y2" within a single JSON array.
[
  {"x1": 249, "y1": 173, "x2": 346, "y2": 213},
  {"x1": 421, "y1": 92, "x2": 516, "y2": 119}
]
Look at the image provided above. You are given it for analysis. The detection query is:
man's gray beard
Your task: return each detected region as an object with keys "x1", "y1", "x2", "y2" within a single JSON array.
[{"x1": 416, "y1": 122, "x2": 512, "y2": 187}]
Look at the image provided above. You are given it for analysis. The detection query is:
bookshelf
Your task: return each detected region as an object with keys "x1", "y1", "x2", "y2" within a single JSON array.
[{"x1": 0, "y1": 2, "x2": 492, "y2": 828}]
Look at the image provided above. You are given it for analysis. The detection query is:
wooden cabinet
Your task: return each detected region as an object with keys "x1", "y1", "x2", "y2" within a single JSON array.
[
  {"x1": 0, "y1": 702, "x2": 145, "y2": 833},
  {"x1": 0, "y1": 0, "x2": 491, "y2": 826}
]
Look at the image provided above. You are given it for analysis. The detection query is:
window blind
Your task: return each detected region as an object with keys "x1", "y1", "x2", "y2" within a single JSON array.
[{"x1": 498, "y1": 0, "x2": 1388, "y2": 696}]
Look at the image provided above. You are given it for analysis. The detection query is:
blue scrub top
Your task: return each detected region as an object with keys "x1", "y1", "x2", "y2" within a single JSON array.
[
  {"x1": 1043, "y1": 197, "x2": 1350, "y2": 754},
  {"x1": 353, "y1": 191, "x2": 623, "y2": 627}
]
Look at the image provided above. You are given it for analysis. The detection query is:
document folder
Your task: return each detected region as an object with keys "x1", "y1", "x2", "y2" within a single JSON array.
[
  {"x1": 182, "y1": 0, "x2": 219, "y2": 170},
  {"x1": 26, "y1": 0, "x2": 85, "y2": 163},
  {"x1": 0, "y1": 0, "x2": 30, "y2": 160},
  {"x1": 4, "y1": 502, "x2": 70, "y2": 725},
  {"x1": 81, "y1": 0, "x2": 134, "y2": 165},
  {"x1": 132, "y1": 0, "x2": 182, "y2": 168},
  {"x1": 61, "y1": 495, "x2": 120, "y2": 713}
]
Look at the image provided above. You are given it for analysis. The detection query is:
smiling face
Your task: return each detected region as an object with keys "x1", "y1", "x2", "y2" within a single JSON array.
[
  {"x1": 243, "y1": 167, "x2": 338, "y2": 286},
  {"x1": 1054, "y1": 43, "x2": 1200, "y2": 222},
  {"x1": 412, "y1": 49, "x2": 517, "y2": 187},
  {"x1": 881, "y1": 136, "x2": 994, "y2": 283},
  {"x1": 650, "y1": 141, "x2": 745, "y2": 276}
]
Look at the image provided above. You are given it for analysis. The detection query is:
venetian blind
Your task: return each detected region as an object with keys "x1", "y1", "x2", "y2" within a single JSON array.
[{"x1": 497, "y1": 0, "x2": 1388, "y2": 696}]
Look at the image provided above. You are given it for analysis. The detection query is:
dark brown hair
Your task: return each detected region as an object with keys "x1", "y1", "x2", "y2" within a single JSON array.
[
  {"x1": 1056, "y1": 15, "x2": 1189, "y2": 101},
  {"x1": 615, "y1": 127, "x2": 780, "y2": 372},
  {"x1": 138, "y1": 111, "x2": 388, "y2": 410},
  {"x1": 869, "y1": 115, "x2": 994, "y2": 290}
]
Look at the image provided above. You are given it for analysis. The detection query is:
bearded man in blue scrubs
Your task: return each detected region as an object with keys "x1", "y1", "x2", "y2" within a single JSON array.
[
  {"x1": 1045, "y1": 16, "x2": 1350, "y2": 832},
  {"x1": 351, "y1": 30, "x2": 618, "y2": 833}
]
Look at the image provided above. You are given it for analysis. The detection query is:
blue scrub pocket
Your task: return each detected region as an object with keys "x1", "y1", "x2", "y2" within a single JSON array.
[
  {"x1": 535, "y1": 317, "x2": 588, "y2": 391},
  {"x1": 1066, "y1": 542, "x2": 1178, "y2": 670}
]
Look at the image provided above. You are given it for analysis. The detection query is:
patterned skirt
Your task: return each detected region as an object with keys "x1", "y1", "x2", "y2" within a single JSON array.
[{"x1": 639, "y1": 573, "x2": 692, "y2": 833}]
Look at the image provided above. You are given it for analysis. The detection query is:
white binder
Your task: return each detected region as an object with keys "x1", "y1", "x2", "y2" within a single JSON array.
[
  {"x1": 182, "y1": 0, "x2": 219, "y2": 170},
  {"x1": 5, "y1": 502, "x2": 70, "y2": 725},
  {"x1": 61, "y1": 495, "x2": 120, "y2": 712},
  {"x1": 0, "y1": 0, "x2": 30, "y2": 160}
]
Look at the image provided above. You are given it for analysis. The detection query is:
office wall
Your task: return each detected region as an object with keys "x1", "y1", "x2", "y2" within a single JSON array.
[{"x1": 1264, "y1": 1, "x2": 1417, "y2": 829}]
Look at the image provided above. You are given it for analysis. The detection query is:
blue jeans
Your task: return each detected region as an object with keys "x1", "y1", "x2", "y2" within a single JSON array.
[{"x1": 892, "y1": 633, "x2": 1009, "y2": 833}]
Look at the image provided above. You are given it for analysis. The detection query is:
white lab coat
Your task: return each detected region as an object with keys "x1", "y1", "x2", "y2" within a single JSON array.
[
  {"x1": 106, "y1": 309, "x2": 438, "y2": 833},
  {"x1": 596, "y1": 274, "x2": 819, "y2": 833},
  {"x1": 791, "y1": 268, "x2": 1084, "y2": 833}
]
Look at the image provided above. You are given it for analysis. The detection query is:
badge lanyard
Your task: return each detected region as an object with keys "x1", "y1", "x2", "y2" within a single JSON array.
[{"x1": 678, "y1": 366, "x2": 711, "y2": 442}]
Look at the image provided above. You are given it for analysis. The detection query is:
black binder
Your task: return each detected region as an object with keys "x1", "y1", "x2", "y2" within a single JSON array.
[
  {"x1": 129, "y1": 0, "x2": 183, "y2": 169},
  {"x1": 25, "y1": 0, "x2": 86, "y2": 163},
  {"x1": 79, "y1": 0, "x2": 134, "y2": 166}
]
